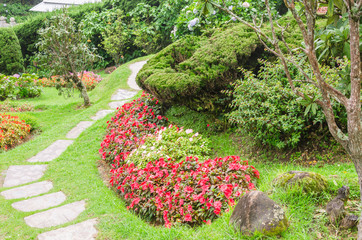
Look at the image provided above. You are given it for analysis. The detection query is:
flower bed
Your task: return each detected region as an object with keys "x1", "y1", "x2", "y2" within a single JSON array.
[
  {"x1": 37, "y1": 71, "x2": 102, "y2": 91},
  {"x1": 100, "y1": 92, "x2": 260, "y2": 228},
  {"x1": 0, "y1": 73, "x2": 41, "y2": 101},
  {"x1": 0, "y1": 113, "x2": 31, "y2": 151},
  {"x1": 0, "y1": 101, "x2": 34, "y2": 112}
]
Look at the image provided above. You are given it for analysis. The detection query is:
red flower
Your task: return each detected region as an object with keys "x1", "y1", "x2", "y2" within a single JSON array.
[{"x1": 184, "y1": 214, "x2": 192, "y2": 222}]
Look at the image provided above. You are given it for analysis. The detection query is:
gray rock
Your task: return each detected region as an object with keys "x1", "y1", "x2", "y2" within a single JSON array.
[
  {"x1": 109, "y1": 100, "x2": 127, "y2": 109},
  {"x1": 273, "y1": 171, "x2": 328, "y2": 194},
  {"x1": 28, "y1": 140, "x2": 73, "y2": 162},
  {"x1": 24, "y1": 200, "x2": 86, "y2": 228},
  {"x1": 326, "y1": 186, "x2": 349, "y2": 223},
  {"x1": 90, "y1": 110, "x2": 114, "y2": 121},
  {"x1": 111, "y1": 89, "x2": 137, "y2": 101},
  {"x1": 3, "y1": 165, "x2": 47, "y2": 187},
  {"x1": 128, "y1": 61, "x2": 147, "y2": 90},
  {"x1": 66, "y1": 121, "x2": 94, "y2": 139},
  {"x1": 12, "y1": 191, "x2": 66, "y2": 212},
  {"x1": 230, "y1": 191, "x2": 288, "y2": 236},
  {"x1": 37, "y1": 218, "x2": 98, "y2": 240},
  {"x1": 1, "y1": 181, "x2": 53, "y2": 199}
]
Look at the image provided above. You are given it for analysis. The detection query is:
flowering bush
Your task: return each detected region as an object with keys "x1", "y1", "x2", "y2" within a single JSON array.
[
  {"x1": 0, "y1": 73, "x2": 41, "y2": 100},
  {"x1": 110, "y1": 156, "x2": 259, "y2": 227},
  {"x1": 127, "y1": 125, "x2": 211, "y2": 168},
  {"x1": 37, "y1": 71, "x2": 102, "y2": 91},
  {"x1": 0, "y1": 101, "x2": 34, "y2": 112},
  {"x1": 99, "y1": 92, "x2": 167, "y2": 165},
  {"x1": 0, "y1": 113, "x2": 31, "y2": 151}
]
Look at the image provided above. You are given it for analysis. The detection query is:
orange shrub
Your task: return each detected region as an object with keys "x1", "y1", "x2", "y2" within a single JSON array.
[{"x1": 0, "y1": 114, "x2": 31, "y2": 151}]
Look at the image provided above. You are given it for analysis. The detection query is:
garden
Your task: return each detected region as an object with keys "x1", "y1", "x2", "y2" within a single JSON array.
[{"x1": 0, "y1": 0, "x2": 361, "y2": 239}]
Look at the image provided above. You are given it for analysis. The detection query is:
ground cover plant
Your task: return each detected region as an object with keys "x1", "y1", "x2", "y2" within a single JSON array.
[
  {"x1": 0, "y1": 100, "x2": 34, "y2": 112},
  {"x1": 0, "y1": 73, "x2": 41, "y2": 101},
  {"x1": 0, "y1": 113, "x2": 31, "y2": 151},
  {"x1": 36, "y1": 71, "x2": 102, "y2": 91}
]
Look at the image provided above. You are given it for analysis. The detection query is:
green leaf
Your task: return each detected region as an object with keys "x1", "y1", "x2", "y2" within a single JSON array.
[
  {"x1": 304, "y1": 104, "x2": 311, "y2": 116},
  {"x1": 343, "y1": 42, "x2": 350, "y2": 59},
  {"x1": 327, "y1": 0, "x2": 334, "y2": 17}
]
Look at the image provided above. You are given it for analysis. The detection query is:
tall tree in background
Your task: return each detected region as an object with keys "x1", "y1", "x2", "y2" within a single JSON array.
[
  {"x1": 36, "y1": 12, "x2": 98, "y2": 106},
  {"x1": 198, "y1": 0, "x2": 361, "y2": 237}
]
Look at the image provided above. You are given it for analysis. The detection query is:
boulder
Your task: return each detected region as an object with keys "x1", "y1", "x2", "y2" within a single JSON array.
[
  {"x1": 229, "y1": 191, "x2": 288, "y2": 236},
  {"x1": 326, "y1": 186, "x2": 349, "y2": 223},
  {"x1": 273, "y1": 171, "x2": 328, "y2": 194},
  {"x1": 340, "y1": 214, "x2": 358, "y2": 229}
]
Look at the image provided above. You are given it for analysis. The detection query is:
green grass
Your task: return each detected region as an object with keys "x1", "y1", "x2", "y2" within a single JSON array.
[{"x1": 0, "y1": 56, "x2": 359, "y2": 239}]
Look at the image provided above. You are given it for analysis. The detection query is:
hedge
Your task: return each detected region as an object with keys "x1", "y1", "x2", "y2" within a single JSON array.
[{"x1": 0, "y1": 27, "x2": 24, "y2": 75}]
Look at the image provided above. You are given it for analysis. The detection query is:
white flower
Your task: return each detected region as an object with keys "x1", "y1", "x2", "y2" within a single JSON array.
[
  {"x1": 212, "y1": 10, "x2": 216, "y2": 15},
  {"x1": 194, "y1": 132, "x2": 199, "y2": 137},
  {"x1": 193, "y1": 8, "x2": 198, "y2": 14},
  {"x1": 242, "y1": 2, "x2": 250, "y2": 8},
  {"x1": 150, "y1": 146, "x2": 155, "y2": 150},
  {"x1": 228, "y1": 5, "x2": 233, "y2": 10},
  {"x1": 171, "y1": 25, "x2": 177, "y2": 37},
  {"x1": 186, "y1": 129, "x2": 193, "y2": 134},
  {"x1": 188, "y1": 18, "x2": 199, "y2": 31},
  {"x1": 186, "y1": 10, "x2": 191, "y2": 15},
  {"x1": 231, "y1": 17, "x2": 237, "y2": 21},
  {"x1": 189, "y1": 138, "x2": 193, "y2": 141}
]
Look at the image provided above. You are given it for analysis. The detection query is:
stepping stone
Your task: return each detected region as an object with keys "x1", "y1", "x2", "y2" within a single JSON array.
[
  {"x1": 111, "y1": 89, "x2": 137, "y2": 101},
  {"x1": 1, "y1": 181, "x2": 53, "y2": 200},
  {"x1": 128, "y1": 61, "x2": 147, "y2": 90},
  {"x1": 37, "y1": 218, "x2": 98, "y2": 240},
  {"x1": 28, "y1": 140, "x2": 74, "y2": 163},
  {"x1": 90, "y1": 110, "x2": 114, "y2": 121},
  {"x1": 24, "y1": 200, "x2": 86, "y2": 228},
  {"x1": 66, "y1": 121, "x2": 94, "y2": 139},
  {"x1": 3, "y1": 165, "x2": 47, "y2": 188},
  {"x1": 109, "y1": 100, "x2": 127, "y2": 109},
  {"x1": 12, "y1": 191, "x2": 66, "y2": 212}
]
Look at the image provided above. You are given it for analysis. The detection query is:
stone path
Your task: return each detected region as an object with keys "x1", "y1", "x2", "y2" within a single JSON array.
[{"x1": 0, "y1": 61, "x2": 146, "y2": 239}]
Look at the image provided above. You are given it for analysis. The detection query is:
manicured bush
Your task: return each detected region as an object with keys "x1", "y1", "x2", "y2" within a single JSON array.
[
  {"x1": 0, "y1": 113, "x2": 31, "y2": 151},
  {"x1": 111, "y1": 155, "x2": 259, "y2": 227},
  {"x1": 127, "y1": 125, "x2": 211, "y2": 168},
  {"x1": 0, "y1": 73, "x2": 41, "y2": 100},
  {"x1": 0, "y1": 27, "x2": 24, "y2": 75},
  {"x1": 36, "y1": 71, "x2": 102, "y2": 91}
]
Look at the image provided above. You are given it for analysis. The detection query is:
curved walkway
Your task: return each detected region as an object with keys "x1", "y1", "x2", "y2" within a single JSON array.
[{"x1": 0, "y1": 61, "x2": 147, "y2": 240}]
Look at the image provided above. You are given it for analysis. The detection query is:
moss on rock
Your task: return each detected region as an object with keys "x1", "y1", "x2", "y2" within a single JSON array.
[{"x1": 273, "y1": 171, "x2": 328, "y2": 194}]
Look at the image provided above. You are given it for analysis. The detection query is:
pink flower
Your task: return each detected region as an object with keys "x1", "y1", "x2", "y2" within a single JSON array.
[
  {"x1": 184, "y1": 214, "x2": 192, "y2": 222},
  {"x1": 214, "y1": 201, "x2": 222, "y2": 210}
]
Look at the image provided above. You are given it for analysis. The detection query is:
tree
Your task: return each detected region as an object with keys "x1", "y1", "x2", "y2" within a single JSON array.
[
  {"x1": 198, "y1": 0, "x2": 361, "y2": 237},
  {"x1": 36, "y1": 12, "x2": 98, "y2": 106}
]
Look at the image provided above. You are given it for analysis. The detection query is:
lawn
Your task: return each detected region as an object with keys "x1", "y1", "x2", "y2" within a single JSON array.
[{"x1": 0, "y1": 56, "x2": 359, "y2": 240}]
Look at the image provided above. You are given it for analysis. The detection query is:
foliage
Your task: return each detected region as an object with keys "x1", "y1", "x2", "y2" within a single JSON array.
[
  {"x1": 137, "y1": 23, "x2": 263, "y2": 112},
  {"x1": 0, "y1": 3, "x2": 35, "y2": 23},
  {"x1": 36, "y1": 11, "x2": 98, "y2": 106},
  {"x1": 0, "y1": 100, "x2": 34, "y2": 112},
  {"x1": 111, "y1": 155, "x2": 259, "y2": 227},
  {"x1": 0, "y1": 27, "x2": 24, "y2": 75},
  {"x1": 0, "y1": 113, "x2": 31, "y2": 151},
  {"x1": 36, "y1": 71, "x2": 102, "y2": 91},
  {"x1": 227, "y1": 59, "x2": 347, "y2": 149},
  {"x1": 99, "y1": 92, "x2": 167, "y2": 165},
  {"x1": 0, "y1": 73, "x2": 41, "y2": 101},
  {"x1": 127, "y1": 125, "x2": 211, "y2": 168}
]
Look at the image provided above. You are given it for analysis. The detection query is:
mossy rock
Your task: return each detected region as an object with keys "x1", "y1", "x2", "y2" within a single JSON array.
[{"x1": 273, "y1": 171, "x2": 328, "y2": 194}]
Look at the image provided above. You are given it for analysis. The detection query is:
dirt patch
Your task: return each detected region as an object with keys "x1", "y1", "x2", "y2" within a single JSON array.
[
  {"x1": 97, "y1": 160, "x2": 112, "y2": 189},
  {"x1": 0, "y1": 170, "x2": 6, "y2": 188}
]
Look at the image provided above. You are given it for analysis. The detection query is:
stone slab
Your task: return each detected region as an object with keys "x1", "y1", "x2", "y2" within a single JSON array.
[
  {"x1": 24, "y1": 200, "x2": 86, "y2": 228},
  {"x1": 109, "y1": 100, "x2": 127, "y2": 109},
  {"x1": 66, "y1": 121, "x2": 94, "y2": 139},
  {"x1": 37, "y1": 218, "x2": 98, "y2": 240},
  {"x1": 1, "y1": 181, "x2": 53, "y2": 200},
  {"x1": 110, "y1": 89, "x2": 137, "y2": 101},
  {"x1": 28, "y1": 140, "x2": 74, "y2": 163},
  {"x1": 3, "y1": 165, "x2": 47, "y2": 188},
  {"x1": 128, "y1": 61, "x2": 147, "y2": 90},
  {"x1": 90, "y1": 110, "x2": 114, "y2": 121},
  {"x1": 12, "y1": 191, "x2": 66, "y2": 212}
]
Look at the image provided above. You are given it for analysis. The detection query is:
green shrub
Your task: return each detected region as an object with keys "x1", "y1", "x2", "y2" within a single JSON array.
[
  {"x1": 127, "y1": 125, "x2": 211, "y2": 168},
  {"x1": 0, "y1": 27, "x2": 24, "y2": 75},
  {"x1": 137, "y1": 24, "x2": 262, "y2": 112},
  {"x1": 0, "y1": 73, "x2": 41, "y2": 100}
]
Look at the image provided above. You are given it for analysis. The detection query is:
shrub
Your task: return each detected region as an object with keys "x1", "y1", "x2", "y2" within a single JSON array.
[
  {"x1": 127, "y1": 125, "x2": 211, "y2": 168},
  {"x1": 0, "y1": 27, "x2": 24, "y2": 75},
  {"x1": 111, "y1": 155, "x2": 259, "y2": 227},
  {"x1": 0, "y1": 100, "x2": 34, "y2": 112},
  {"x1": 0, "y1": 113, "x2": 31, "y2": 151},
  {"x1": 0, "y1": 73, "x2": 41, "y2": 100},
  {"x1": 37, "y1": 71, "x2": 102, "y2": 91}
]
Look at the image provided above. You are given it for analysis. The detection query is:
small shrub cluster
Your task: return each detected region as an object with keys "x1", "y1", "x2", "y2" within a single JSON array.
[
  {"x1": 0, "y1": 113, "x2": 31, "y2": 151},
  {"x1": 0, "y1": 73, "x2": 41, "y2": 101},
  {"x1": 36, "y1": 71, "x2": 102, "y2": 91},
  {"x1": 0, "y1": 101, "x2": 34, "y2": 112},
  {"x1": 100, "y1": 92, "x2": 260, "y2": 227},
  {"x1": 127, "y1": 125, "x2": 211, "y2": 168}
]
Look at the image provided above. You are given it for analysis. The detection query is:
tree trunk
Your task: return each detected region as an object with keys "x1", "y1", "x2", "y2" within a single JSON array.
[{"x1": 74, "y1": 75, "x2": 91, "y2": 106}]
